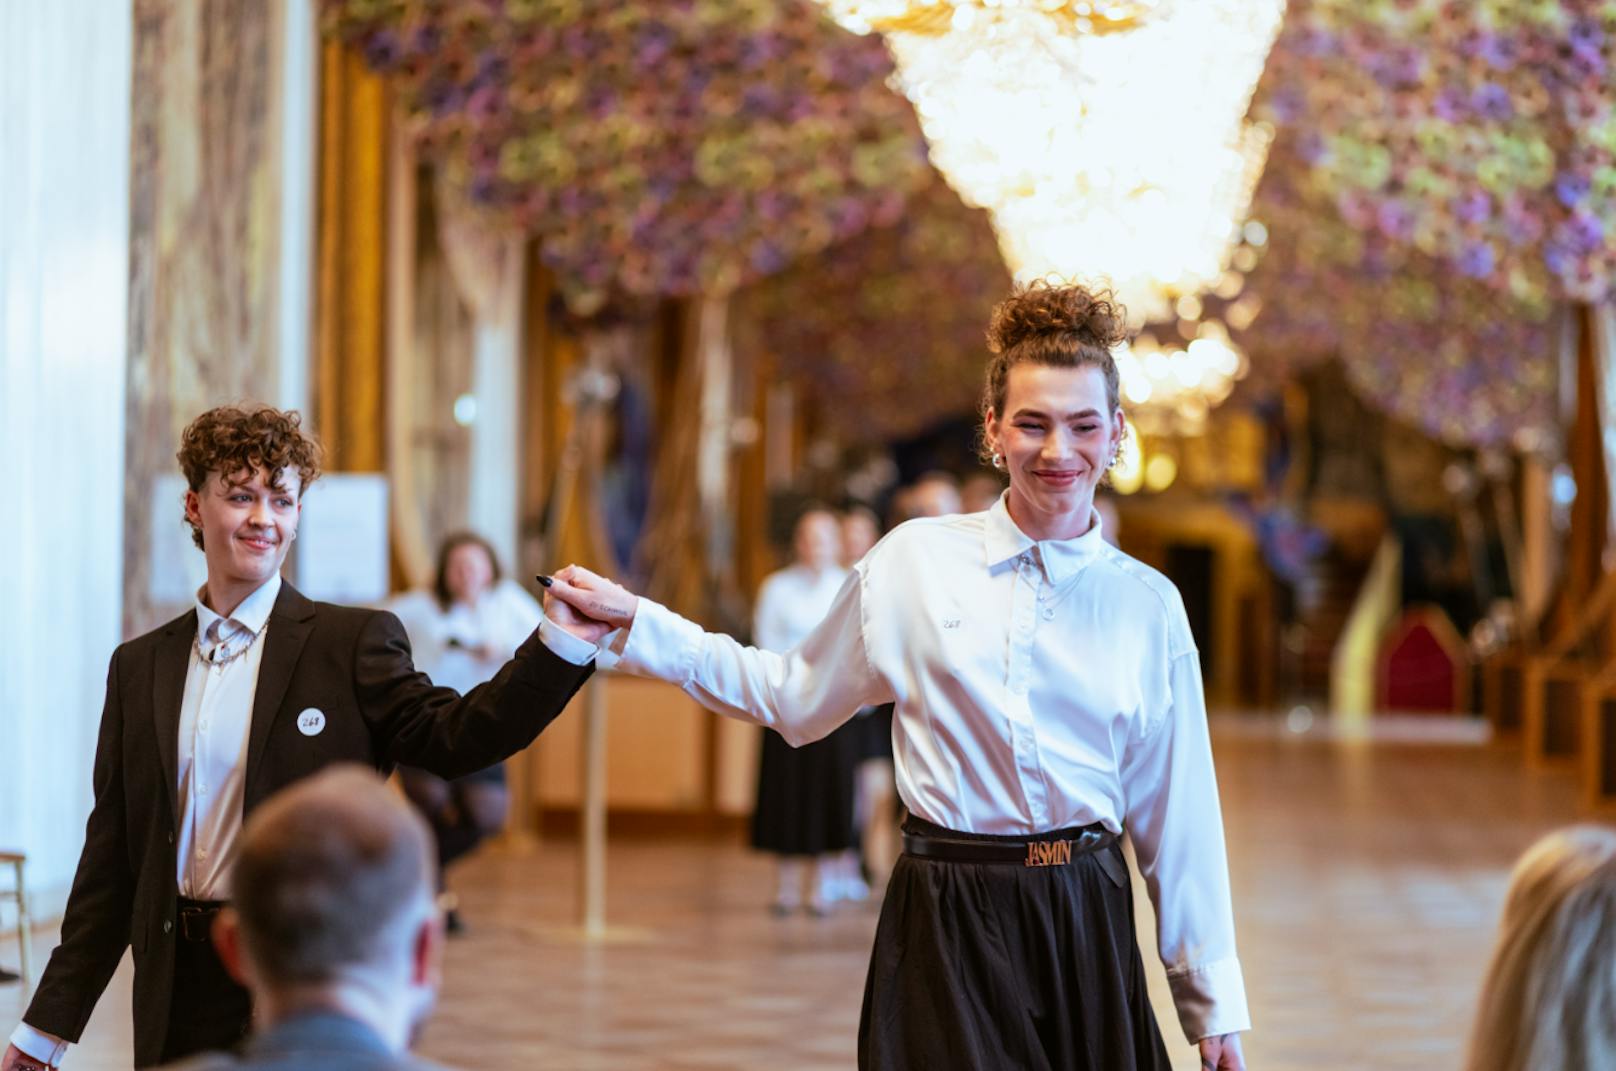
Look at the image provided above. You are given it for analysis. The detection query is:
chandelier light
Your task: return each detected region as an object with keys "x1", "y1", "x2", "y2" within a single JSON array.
[{"x1": 819, "y1": 0, "x2": 1284, "y2": 408}]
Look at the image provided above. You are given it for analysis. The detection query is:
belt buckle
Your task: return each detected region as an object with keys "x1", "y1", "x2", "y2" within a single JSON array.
[
  {"x1": 178, "y1": 904, "x2": 216, "y2": 943},
  {"x1": 1023, "y1": 838, "x2": 1074, "y2": 867}
]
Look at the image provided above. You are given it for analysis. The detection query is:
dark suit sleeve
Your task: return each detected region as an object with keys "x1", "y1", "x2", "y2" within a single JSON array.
[
  {"x1": 356, "y1": 610, "x2": 593, "y2": 779},
  {"x1": 24, "y1": 649, "x2": 137, "y2": 1041}
]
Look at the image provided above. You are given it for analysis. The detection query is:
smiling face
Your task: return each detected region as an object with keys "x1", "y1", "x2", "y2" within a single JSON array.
[
  {"x1": 185, "y1": 466, "x2": 302, "y2": 611},
  {"x1": 984, "y1": 363, "x2": 1124, "y2": 541}
]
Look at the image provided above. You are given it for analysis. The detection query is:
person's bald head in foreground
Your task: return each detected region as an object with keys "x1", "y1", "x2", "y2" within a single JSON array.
[{"x1": 212, "y1": 766, "x2": 444, "y2": 1056}]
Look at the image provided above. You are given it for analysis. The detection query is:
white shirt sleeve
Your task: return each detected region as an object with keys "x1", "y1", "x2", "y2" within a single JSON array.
[
  {"x1": 10, "y1": 1023, "x2": 69, "y2": 1066},
  {"x1": 1121, "y1": 647, "x2": 1250, "y2": 1043},
  {"x1": 538, "y1": 616, "x2": 598, "y2": 667},
  {"x1": 612, "y1": 570, "x2": 890, "y2": 746}
]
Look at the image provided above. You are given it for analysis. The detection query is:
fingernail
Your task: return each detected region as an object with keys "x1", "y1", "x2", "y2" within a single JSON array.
[{"x1": 535, "y1": 574, "x2": 554, "y2": 588}]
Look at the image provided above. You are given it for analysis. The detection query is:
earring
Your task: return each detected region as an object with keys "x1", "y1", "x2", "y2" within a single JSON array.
[{"x1": 991, "y1": 451, "x2": 1005, "y2": 471}]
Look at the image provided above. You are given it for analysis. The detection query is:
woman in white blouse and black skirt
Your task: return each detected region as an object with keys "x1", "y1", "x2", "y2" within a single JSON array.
[{"x1": 543, "y1": 281, "x2": 1249, "y2": 1071}]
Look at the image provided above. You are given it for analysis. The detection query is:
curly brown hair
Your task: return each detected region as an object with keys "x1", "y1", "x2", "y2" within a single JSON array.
[
  {"x1": 979, "y1": 281, "x2": 1126, "y2": 462},
  {"x1": 177, "y1": 404, "x2": 324, "y2": 549}
]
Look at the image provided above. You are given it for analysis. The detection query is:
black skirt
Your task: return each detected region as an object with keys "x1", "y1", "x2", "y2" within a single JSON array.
[
  {"x1": 750, "y1": 719, "x2": 861, "y2": 856},
  {"x1": 855, "y1": 703, "x2": 896, "y2": 762},
  {"x1": 858, "y1": 816, "x2": 1172, "y2": 1071}
]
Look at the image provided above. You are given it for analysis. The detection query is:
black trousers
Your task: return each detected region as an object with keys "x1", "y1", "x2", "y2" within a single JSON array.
[
  {"x1": 858, "y1": 817, "x2": 1171, "y2": 1071},
  {"x1": 155, "y1": 923, "x2": 252, "y2": 1065}
]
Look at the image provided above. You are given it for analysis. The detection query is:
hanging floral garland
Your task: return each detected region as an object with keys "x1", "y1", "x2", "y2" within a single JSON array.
[
  {"x1": 734, "y1": 172, "x2": 1012, "y2": 441},
  {"x1": 1254, "y1": 0, "x2": 1616, "y2": 308},
  {"x1": 322, "y1": 0, "x2": 933, "y2": 309}
]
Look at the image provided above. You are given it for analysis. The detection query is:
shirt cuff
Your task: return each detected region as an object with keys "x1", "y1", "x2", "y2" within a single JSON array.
[
  {"x1": 1166, "y1": 955, "x2": 1250, "y2": 1043},
  {"x1": 10, "y1": 1024, "x2": 70, "y2": 1066},
  {"x1": 537, "y1": 617, "x2": 597, "y2": 667},
  {"x1": 614, "y1": 598, "x2": 702, "y2": 683}
]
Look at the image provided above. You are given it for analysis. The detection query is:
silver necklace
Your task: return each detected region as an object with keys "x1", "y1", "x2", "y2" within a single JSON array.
[{"x1": 194, "y1": 620, "x2": 270, "y2": 668}]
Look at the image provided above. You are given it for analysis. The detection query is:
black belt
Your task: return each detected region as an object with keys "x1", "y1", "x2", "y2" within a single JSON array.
[
  {"x1": 902, "y1": 825, "x2": 1128, "y2": 887},
  {"x1": 176, "y1": 897, "x2": 227, "y2": 943}
]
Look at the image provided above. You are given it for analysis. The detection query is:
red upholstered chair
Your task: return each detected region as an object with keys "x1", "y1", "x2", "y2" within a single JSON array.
[{"x1": 1377, "y1": 606, "x2": 1470, "y2": 715}]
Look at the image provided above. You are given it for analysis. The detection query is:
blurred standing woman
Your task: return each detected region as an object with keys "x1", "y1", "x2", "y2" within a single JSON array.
[
  {"x1": 544, "y1": 281, "x2": 1249, "y2": 1070},
  {"x1": 750, "y1": 506, "x2": 864, "y2": 914},
  {"x1": 388, "y1": 532, "x2": 543, "y2": 931}
]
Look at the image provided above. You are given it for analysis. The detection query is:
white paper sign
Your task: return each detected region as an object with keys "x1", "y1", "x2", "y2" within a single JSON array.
[
  {"x1": 149, "y1": 474, "x2": 208, "y2": 604},
  {"x1": 294, "y1": 474, "x2": 390, "y2": 604}
]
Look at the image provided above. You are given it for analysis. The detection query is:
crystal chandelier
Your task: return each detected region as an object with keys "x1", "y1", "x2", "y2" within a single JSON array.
[{"x1": 819, "y1": 0, "x2": 1283, "y2": 333}]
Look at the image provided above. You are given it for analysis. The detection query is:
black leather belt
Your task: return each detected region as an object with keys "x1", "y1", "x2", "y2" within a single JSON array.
[
  {"x1": 176, "y1": 897, "x2": 226, "y2": 943},
  {"x1": 902, "y1": 825, "x2": 1127, "y2": 886}
]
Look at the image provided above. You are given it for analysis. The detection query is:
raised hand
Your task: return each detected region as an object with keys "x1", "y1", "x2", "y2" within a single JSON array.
[
  {"x1": 1198, "y1": 1033, "x2": 1245, "y2": 1071},
  {"x1": 543, "y1": 576, "x2": 615, "y2": 645},
  {"x1": 2, "y1": 1044, "x2": 52, "y2": 1071},
  {"x1": 546, "y1": 565, "x2": 640, "y2": 631}
]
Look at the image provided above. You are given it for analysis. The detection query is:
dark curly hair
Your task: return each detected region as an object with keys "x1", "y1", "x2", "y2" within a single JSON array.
[
  {"x1": 177, "y1": 404, "x2": 324, "y2": 549},
  {"x1": 980, "y1": 281, "x2": 1127, "y2": 454}
]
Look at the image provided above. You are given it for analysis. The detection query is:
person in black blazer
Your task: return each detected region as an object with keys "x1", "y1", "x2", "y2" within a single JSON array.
[{"x1": 4, "y1": 405, "x2": 596, "y2": 1070}]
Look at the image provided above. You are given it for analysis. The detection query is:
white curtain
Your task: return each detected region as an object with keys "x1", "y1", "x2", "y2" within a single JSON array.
[
  {"x1": 0, "y1": 4, "x2": 132, "y2": 912},
  {"x1": 1591, "y1": 302, "x2": 1616, "y2": 555},
  {"x1": 434, "y1": 177, "x2": 527, "y2": 574}
]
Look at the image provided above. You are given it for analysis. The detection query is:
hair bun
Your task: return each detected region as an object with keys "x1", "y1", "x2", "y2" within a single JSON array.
[{"x1": 986, "y1": 280, "x2": 1127, "y2": 355}]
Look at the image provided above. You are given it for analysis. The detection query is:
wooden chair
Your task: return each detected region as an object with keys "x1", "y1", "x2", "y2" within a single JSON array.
[
  {"x1": 0, "y1": 849, "x2": 33, "y2": 991},
  {"x1": 1482, "y1": 647, "x2": 1527, "y2": 742},
  {"x1": 1516, "y1": 573, "x2": 1616, "y2": 771},
  {"x1": 1579, "y1": 670, "x2": 1616, "y2": 813}
]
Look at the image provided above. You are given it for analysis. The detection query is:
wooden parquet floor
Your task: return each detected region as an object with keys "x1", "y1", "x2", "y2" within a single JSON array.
[{"x1": 3, "y1": 717, "x2": 1599, "y2": 1070}]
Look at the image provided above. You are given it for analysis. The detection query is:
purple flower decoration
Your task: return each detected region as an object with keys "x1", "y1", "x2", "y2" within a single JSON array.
[
  {"x1": 1555, "y1": 171, "x2": 1591, "y2": 208},
  {"x1": 1376, "y1": 199, "x2": 1417, "y2": 242},
  {"x1": 1457, "y1": 242, "x2": 1495, "y2": 278},
  {"x1": 1454, "y1": 190, "x2": 1492, "y2": 225},
  {"x1": 1471, "y1": 83, "x2": 1514, "y2": 121},
  {"x1": 1433, "y1": 88, "x2": 1468, "y2": 122}
]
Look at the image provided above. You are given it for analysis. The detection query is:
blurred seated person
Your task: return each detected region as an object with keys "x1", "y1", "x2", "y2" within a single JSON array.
[
  {"x1": 906, "y1": 471, "x2": 962, "y2": 520},
  {"x1": 959, "y1": 471, "x2": 1005, "y2": 514},
  {"x1": 387, "y1": 533, "x2": 543, "y2": 931},
  {"x1": 1465, "y1": 825, "x2": 1616, "y2": 1071},
  {"x1": 164, "y1": 766, "x2": 447, "y2": 1071}
]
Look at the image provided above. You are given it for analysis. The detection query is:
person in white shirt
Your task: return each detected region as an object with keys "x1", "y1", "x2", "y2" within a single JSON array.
[
  {"x1": 387, "y1": 532, "x2": 545, "y2": 933},
  {"x1": 541, "y1": 281, "x2": 1249, "y2": 1070},
  {"x1": 749, "y1": 507, "x2": 862, "y2": 915}
]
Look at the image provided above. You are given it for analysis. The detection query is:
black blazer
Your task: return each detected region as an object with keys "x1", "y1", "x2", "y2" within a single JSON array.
[
  {"x1": 25, "y1": 582, "x2": 592, "y2": 1067},
  {"x1": 163, "y1": 1010, "x2": 446, "y2": 1071}
]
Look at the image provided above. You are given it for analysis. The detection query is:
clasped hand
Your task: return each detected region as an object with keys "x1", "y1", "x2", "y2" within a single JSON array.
[{"x1": 541, "y1": 565, "x2": 639, "y2": 645}]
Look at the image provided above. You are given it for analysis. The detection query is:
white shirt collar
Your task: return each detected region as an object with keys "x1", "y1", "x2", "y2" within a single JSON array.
[
  {"x1": 194, "y1": 572, "x2": 282, "y2": 644},
  {"x1": 981, "y1": 493, "x2": 1105, "y2": 585}
]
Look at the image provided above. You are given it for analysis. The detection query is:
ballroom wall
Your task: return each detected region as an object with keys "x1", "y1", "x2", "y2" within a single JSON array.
[{"x1": 0, "y1": 3, "x2": 133, "y2": 908}]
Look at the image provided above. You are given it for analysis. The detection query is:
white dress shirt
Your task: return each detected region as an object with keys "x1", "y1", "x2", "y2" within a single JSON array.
[
  {"x1": 178, "y1": 573, "x2": 279, "y2": 900},
  {"x1": 607, "y1": 495, "x2": 1248, "y2": 1042},
  {"x1": 753, "y1": 563, "x2": 849, "y2": 653}
]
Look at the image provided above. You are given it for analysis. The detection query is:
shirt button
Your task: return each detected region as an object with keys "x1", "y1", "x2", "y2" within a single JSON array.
[
  {"x1": 1043, "y1": 608, "x2": 1055, "y2": 620},
  {"x1": 198, "y1": 785, "x2": 208, "y2": 795}
]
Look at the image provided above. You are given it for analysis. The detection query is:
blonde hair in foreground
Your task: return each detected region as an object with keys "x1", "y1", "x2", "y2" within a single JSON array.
[{"x1": 1464, "y1": 825, "x2": 1616, "y2": 1071}]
